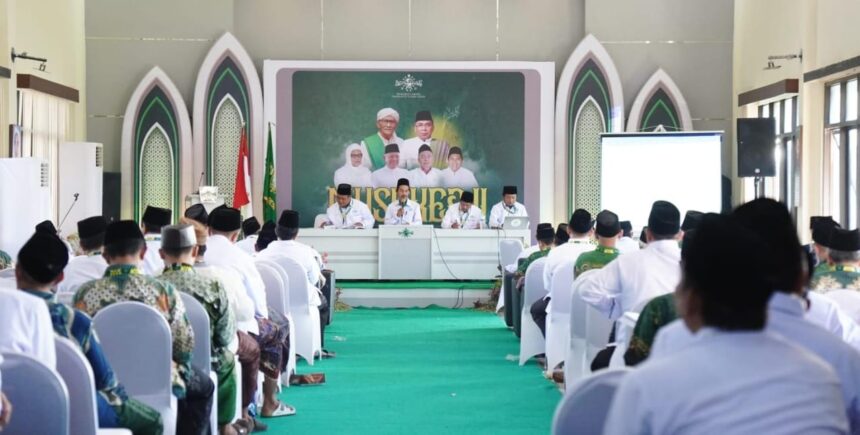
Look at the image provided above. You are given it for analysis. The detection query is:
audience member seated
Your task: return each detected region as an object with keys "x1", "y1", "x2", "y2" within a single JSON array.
[
  {"x1": 578, "y1": 201, "x2": 682, "y2": 366},
  {"x1": 616, "y1": 220, "x2": 638, "y2": 254},
  {"x1": 57, "y1": 216, "x2": 109, "y2": 297},
  {"x1": 158, "y1": 224, "x2": 242, "y2": 435},
  {"x1": 604, "y1": 213, "x2": 850, "y2": 435},
  {"x1": 259, "y1": 210, "x2": 334, "y2": 358},
  {"x1": 140, "y1": 206, "x2": 172, "y2": 276},
  {"x1": 812, "y1": 227, "x2": 860, "y2": 292},
  {"x1": 543, "y1": 209, "x2": 594, "y2": 290},
  {"x1": 809, "y1": 216, "x2": 841, "y2": 273},
  {"x1": 204, "y1": 206, "x2": 296, "y2": 418},
  {"x1": 0, "y1": 279, "x2": 56, "y2": 369},
  {"x1": 73, "y1": 220, "x2": 214, "y2": 434},
  {"x1": 236, "y1": 217, "x2": 261, "y2": 255},
  {"x1": 183, "y1": 217, "x2": 267, "y2": 433},
  {"x1": 17, "y1": 232, "x2": 162, "y2": 433}
]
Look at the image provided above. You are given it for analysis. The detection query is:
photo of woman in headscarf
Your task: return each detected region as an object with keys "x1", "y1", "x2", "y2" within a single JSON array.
[{"x1": 333, "y1": 143, "x2": 373, "y2": 187}]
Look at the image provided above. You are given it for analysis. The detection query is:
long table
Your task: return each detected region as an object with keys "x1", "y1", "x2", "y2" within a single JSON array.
[{"x1": 297, "y1": 227, "x2": 530, "y2": 280}]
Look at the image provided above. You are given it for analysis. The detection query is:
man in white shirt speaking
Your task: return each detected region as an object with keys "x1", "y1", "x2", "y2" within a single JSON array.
[
  {"x1": 604, "y1": 213, "x2": 850, "y2": 435},
  {"x1": 384, "y1": 178, "x2": 423, "y2": 225},
  {"x1": 321, "y1": 183, "x2": 375, "y2": 229},
  {"x1": 441, "y1": 191, "x2": 484, "y2": 229},
  {"x1": 488, "y1": 185, "x2": 528, "y2": 229}
]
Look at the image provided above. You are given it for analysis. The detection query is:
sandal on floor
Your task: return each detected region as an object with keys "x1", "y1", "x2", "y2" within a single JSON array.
[
  {"x1": 251, "y1": 418, "x2": 268, "y2": 433},
  {"x1": 262, "y1": 402, "x2": 296, "y2": 418}
]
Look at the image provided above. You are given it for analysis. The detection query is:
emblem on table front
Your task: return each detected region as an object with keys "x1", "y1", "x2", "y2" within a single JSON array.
[{"x1": 399, "y1": 228, "x2": 414, "y2": 238}]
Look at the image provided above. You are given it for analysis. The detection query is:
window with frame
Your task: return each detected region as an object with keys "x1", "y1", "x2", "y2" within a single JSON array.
[{"x1": 825, "y1": 76, "x2": 860, "y2": 228}]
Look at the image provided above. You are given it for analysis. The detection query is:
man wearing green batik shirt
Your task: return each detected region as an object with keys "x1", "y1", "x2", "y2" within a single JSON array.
[
  {"x1": 74, "y1": 220, "x2": 214, "y2": 435},
  {"x1": 158, "y1": 224, "x2": 240, "y2": 434},
  {"x1": 574, "y1": 210, "x2": 622, "y2": 276},
  {"x1": 516, "y1": 224, "x2": 556, "y2": 277},
  {"x1": 812, "y1": 227, "x2": 860, "y2": 293},
  {"x1": 18, "y1": 232, "x2": 163, "y2": 434}
]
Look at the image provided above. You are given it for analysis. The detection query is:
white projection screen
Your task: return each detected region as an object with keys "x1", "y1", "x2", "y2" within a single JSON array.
[{"x1": 600, "y1": 132, "x2": 723, "y2": 231}]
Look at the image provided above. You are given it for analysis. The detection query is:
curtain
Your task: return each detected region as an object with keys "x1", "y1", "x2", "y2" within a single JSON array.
[{"x1": 18, "y1": 89, "x2": 71, "y2": 222}]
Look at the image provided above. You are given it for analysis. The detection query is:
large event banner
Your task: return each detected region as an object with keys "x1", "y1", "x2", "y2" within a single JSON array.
[{"x1": 265, "y1": 61, "x2": 555, "y2": 228}]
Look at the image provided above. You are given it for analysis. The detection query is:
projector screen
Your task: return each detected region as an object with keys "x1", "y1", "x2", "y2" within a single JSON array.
[{"x1": 600, "y1": 132, "x2": 723, "y2": 232}]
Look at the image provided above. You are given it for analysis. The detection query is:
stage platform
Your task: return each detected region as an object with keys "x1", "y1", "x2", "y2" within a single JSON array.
[{"x1": 337, "y1": 280, "x2": 497, "y2": 309}]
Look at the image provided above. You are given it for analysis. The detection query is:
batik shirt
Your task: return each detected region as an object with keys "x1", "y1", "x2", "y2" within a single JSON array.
[
  {"x1": 574, "y1": 245, "x2": 621, "y2": 276},
  {"x1": 74, "y1": 264, "x2": 194, "y2": 398},
  {"x1": 516, "y1": 247, "x2": 551, "y2": 276},
  {"x1": 160, "y1": 263, "x2": 236, "y2": 373},
  {"x1": 624, "y1": 293, "x2": 677, "y2": 366},
  {"x1": 811, "y1": 265, "x2": 860, "y2": 293},
  {"x1": 0, "y1": 249, "x2": 11, "y2": 269}
]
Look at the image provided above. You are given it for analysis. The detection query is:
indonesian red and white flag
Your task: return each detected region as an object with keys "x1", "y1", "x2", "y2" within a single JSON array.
[{"x1": 232, "y1": 126, "x2": 253, "y2": 217}]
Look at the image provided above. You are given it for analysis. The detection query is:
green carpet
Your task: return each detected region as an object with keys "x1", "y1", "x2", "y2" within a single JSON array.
[
  {"x1": 338, "y1": 280, "x2": 496, "y2": 289},
  {"x1": 264, "y1": 307, "x2": 560, "y2": 434}
]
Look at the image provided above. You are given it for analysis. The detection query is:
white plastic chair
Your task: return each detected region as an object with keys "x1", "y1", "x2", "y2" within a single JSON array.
[
  {"x1": 54, "y1": 336, "x2": 131, "y2": 435},
  {"x1": 823, "y1": 289, "x2": 860, "y2": 324},
  {"x1": 565, "y1": 271, "x2": 596, "y2": 386},
  {"x1": 179, "y1": 293, "x2": 221, "y2": 430},
  {"x1": 93, "y1": 302, "x2": 177, "y2": 435},
  {"x1": 278, "y1": 257, "x2": 323, "y2": 365},
  {"x1": 608, "y1": 311, "x2": 641, "y2": 368},
  {"x1": 545, "y1": 261, "x2": 575, "y2": 371},
  {"x1": 496, "y1": 239, "x2": 524, "y2": 312},
  {"x1": 551, "y1": 368, "x2": 631, "y2": 435},
  {"x1": 519, "y1": 257, "x2": 548, "y2": 365},
  {"x1": 0, "y1": 352, "x2": 70, "y2": 435},
  {"x1": 585, "y1": 305, "x2": 615, "y2": 366},
  {"x1": 256, "y1": 260, "x2": 298, "y2": 378}
]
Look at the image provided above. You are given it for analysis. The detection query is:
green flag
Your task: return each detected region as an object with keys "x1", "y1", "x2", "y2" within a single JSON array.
[{"x1": 263, "y1": 123, "x2": 277, "y2": 222}]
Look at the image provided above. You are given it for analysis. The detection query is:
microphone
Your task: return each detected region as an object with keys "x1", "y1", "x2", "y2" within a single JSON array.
[
  {"x1": 58, "y1": 193, "x2": 80, "y2": 232},
  {"x1": 196, "y1": 171, "x2": 205, "y2": 193}
]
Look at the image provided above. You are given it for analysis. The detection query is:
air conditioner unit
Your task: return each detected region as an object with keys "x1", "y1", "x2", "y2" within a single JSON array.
[
  {"x1": 0, "y1": 157, "x2": 52, "y2": 258},
  {"x1": 59, "y1": 142, "x2": 104, "y2": 236}
]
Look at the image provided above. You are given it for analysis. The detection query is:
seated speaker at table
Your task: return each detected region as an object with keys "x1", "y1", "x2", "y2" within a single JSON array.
[
  {"x1": 441, "y1": 191, "x2": 484, "y2": 229},
  {"x1": 488, "y1": 185, "x2": 528, "y2": 229},
  {"x1": 321, "y1": 184, "x2": 375, "y2": 229},
  {"x1": 384, "y1": 178, "x2": 423, "y2": 226}
]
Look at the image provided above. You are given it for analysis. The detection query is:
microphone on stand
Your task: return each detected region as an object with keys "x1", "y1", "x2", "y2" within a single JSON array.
[
  {"x1": 196, "y1": 171, "x2": 206, "y2": 194},
  {"x1": 58, "y1": 193, "x2": 80, "y2": 232}
]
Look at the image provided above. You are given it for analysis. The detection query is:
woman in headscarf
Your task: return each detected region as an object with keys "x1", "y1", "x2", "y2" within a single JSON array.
[{"x1": 333, "y1": 143, "x2": 372, "y2": 187}]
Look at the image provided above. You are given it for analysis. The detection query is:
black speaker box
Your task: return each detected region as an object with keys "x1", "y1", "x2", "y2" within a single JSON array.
[{"x1": 737, "y1": 118, "x2": 776, "y2": 177}]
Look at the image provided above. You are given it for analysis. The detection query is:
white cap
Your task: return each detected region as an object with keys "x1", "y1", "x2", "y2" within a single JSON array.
[{"x1": 376, "y1": 108, "x2": 400, "y2": 122}]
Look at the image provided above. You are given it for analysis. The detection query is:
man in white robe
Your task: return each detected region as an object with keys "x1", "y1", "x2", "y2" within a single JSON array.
[
  {"x1": 236, "y1": 217, "x2": 261, "y2": 255},
  {"x1": 140, "y1": 205, "x2": 171, "y2": 275},
  {"x1": 384, "y1": 178, "x2": 423, "y2": 226},
  {"x1": 441, "y1": 191, "x2": 484, "y2": 229},
  {"x1": 322, "y1": 184, "x2": 375, "y2": 229},
  {"x1": 488, "y1": 186, "x2": 528, "y2": 229},
  {"x1": 605, "y1": 213, "x2": 849, "y2": 435},
  {"x1": 56, "y1": 216, "x2": 108, "y2": 297}
]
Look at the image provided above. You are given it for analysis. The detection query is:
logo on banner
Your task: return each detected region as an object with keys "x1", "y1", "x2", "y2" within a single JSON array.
[{"x1": 394, "y1": 74, "x2": 425, "y2": 99}]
